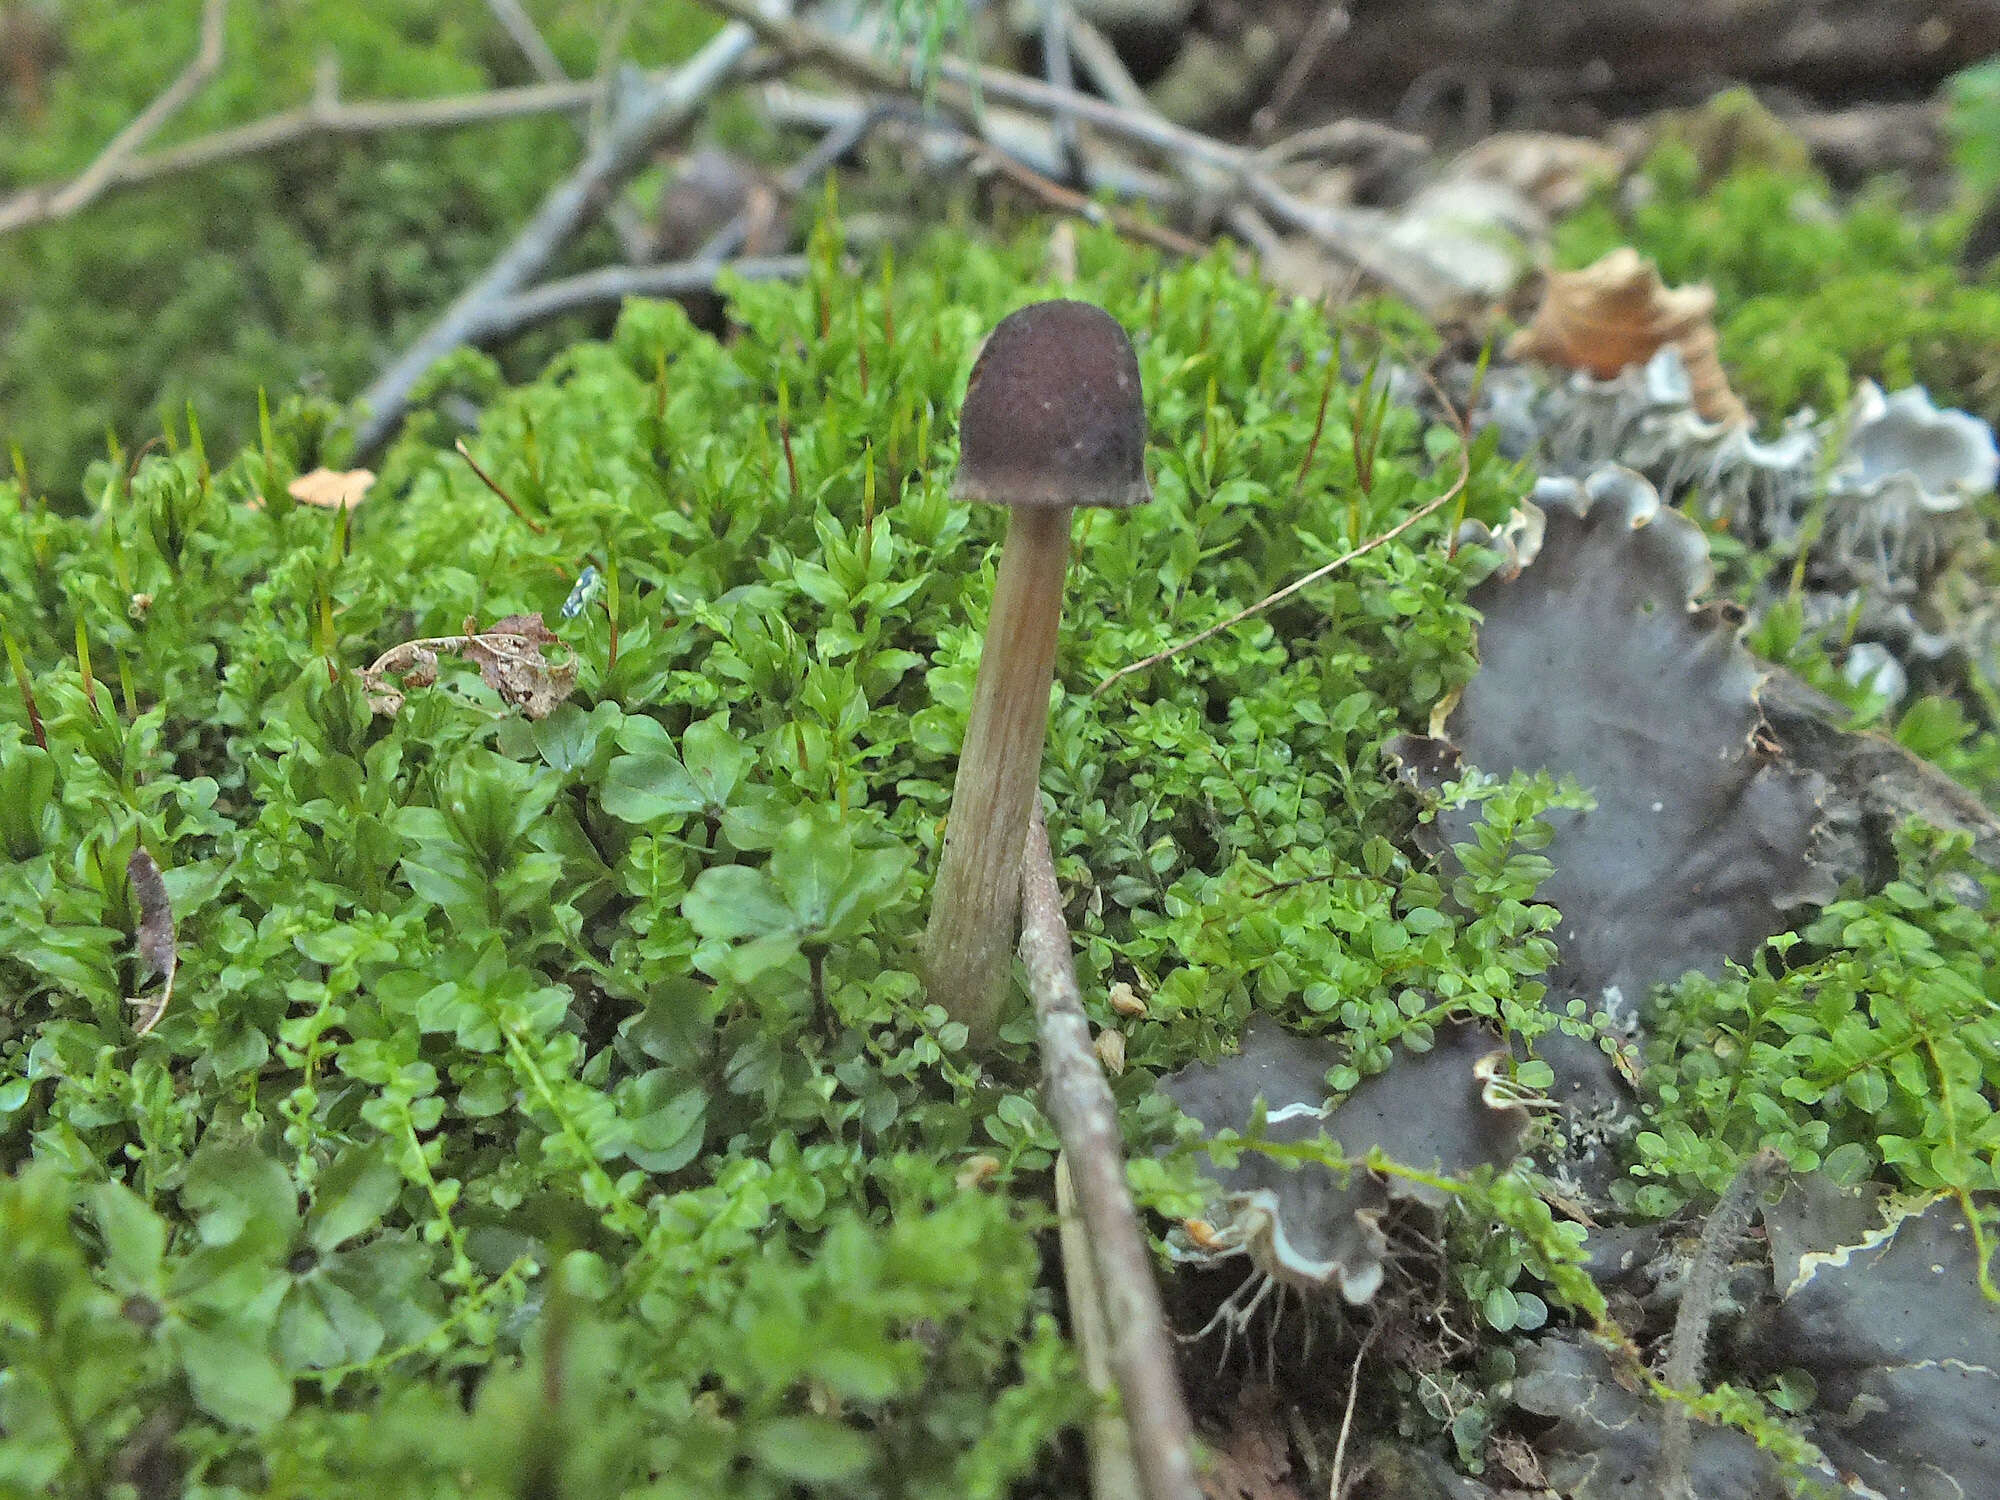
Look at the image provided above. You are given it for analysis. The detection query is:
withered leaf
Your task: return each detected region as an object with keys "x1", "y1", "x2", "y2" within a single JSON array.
[
  {"x1": 126, "y1": 848, "x2": 177, "y2": 1038},
  {"x1": 287, "y1": 466, "x2": 376, "y2": 510},
  {"x1": 361, "y1": 614, "x2": 577, "y2": 720}
]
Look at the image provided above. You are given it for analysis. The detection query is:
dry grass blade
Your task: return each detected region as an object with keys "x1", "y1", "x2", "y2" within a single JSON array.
[
  {"x1": 126, "y1": 848, "x2": 177, "y2": 1038},
  {"x1": 1096, "y1": 354, "x2": 1473, "y2": 696}
]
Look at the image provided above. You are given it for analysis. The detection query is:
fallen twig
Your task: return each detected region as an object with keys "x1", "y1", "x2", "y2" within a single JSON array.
[
  {"x1": 482, "y1": 0, "x2": 651, "y2": 264},
  {"x1": 694, "y1": 0, "x2": 1440, "y2": 304},
  {"x1": 484, "y1": 0, "x2": 566, "y2": 85},
  {"x1": 1020, "y1": 806, "x2": 1201, "y2": 1500},
  {"x1": 0, "y1": 0, "x2": 227, "y2": 232},
  {"x1": 1326, "y1": 1317, "x2": 1383, "y2": 1500},
  {"x1": 764, "y1": 84, "x2": 1186, "y2": 213},
  {"x1": 692, "y1": 105, "x2": 884, "y2": 264},
  {"x1": 470, "y1": 253, "x2": 809, "y2": 341},
  {"x1": 971, "y1": 143, "x2": 1208, "y2": 259},
  {"x1": 1055, "y1": 1153, "x2": 1143, "y2": 1500},
  {"x1": 0, "y1": 76, "x2": 609, "y2": 233},
  {"x1": 352, "y1": 10, "x2": 777, "y2": 455}
]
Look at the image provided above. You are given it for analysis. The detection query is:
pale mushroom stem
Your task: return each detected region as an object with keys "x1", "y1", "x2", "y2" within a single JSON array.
[{"x1": 925, "y1": 504, "x2": 1074, "y2": 1039}]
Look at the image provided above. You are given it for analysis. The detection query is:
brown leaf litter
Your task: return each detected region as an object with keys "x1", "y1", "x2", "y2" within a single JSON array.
[{"x1": 361, "y1": 612, "x2": 577, "y2": 720}]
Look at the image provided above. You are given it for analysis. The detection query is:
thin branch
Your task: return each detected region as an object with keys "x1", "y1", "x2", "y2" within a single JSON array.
[
  {"x1": 972, "y1": 143, "x2": 1208, "y2": 258},
  {"x1": 1326, "y1": 1317, "x2": 1383, "y2": 1500},
  {"x1": 1039, "y1": 0, "x2": 1083, "y2": 183},
  {"x1": 1094, "y1": 353, "x2": 1474, "y2": 695},
  {"x1": 471, "y1": 252, "x2": 808, "y2": 340},
  {"x1": 352, "y1": 10, "x2": 776, "y2": 455},
  {"x1": 1020, "y1": 806, "x2": 1202, "y2": 1500},
  {"x1": 484, "y1": 0, "x2": 567, "y2": 84},
  {"x1": 693, "y1": 105, "x2": 883, "y2": 263},
  {"x1": 692, "y1": 0, "x2": 1442, "y2": 306},
  {"x1": 0, "y1": 0, "x2": 227, "y2": 232},
  {"x1": 0, "y1": 78, "x2": 608, "y2": 233},
  {"x1": 764, "y1": 83, "x2": 1186, "y2": 210},
  {"x1": 1064, "y1": 14, "x2": 1147, "y2": 112},
  {"x1": 483, "y1": 0, "x2": 651, "y2": 261},
  {"x1": 1253, "y1": 1, "x2": 1352, "y2": 139},
  {"x1": 1056, "y1": 1154, "x2": 1143, "y2": 1500}
]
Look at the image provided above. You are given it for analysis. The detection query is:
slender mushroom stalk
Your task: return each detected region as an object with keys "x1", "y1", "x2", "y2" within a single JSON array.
[{"x1": 925, "y1": 300, "x2": 1151, "y2": 1040}]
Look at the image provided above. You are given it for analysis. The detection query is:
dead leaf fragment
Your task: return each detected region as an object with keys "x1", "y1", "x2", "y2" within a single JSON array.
[
  {"x1": 1107, "y1": 981, "x2": 1148, "y2": 1018},
  {"x1": 1094, "y1": 1027, "x2": 1126, "y2": 1076},
  {"x1": 126, "y1": 848, "x2": 176, "y2": 1038},
  {"x1": 1198, "y1": 1384, "x2": 1304, "y2": 1500},
  {"x1": 286, "y1": 466, "x2": 376, "y2": 510},
  {"x1": 360, "y1": 614, "x2": 576, "y2": 720},
  {"x1": 1508, "y1": 247, "x2": 1747, "y2": 425},
  {"x1": 955, "y1": 1154, "x2": 1002, "y2": 1190}
]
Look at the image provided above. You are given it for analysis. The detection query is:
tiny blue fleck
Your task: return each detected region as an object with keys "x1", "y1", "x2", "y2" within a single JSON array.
[{"x1": 561, "y1": 566, "x2": 602, "y2": 619}]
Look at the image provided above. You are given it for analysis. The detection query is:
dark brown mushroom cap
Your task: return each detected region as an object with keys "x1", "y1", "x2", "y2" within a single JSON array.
[{"x1": 952, "y1": 300, "x2": 1152, "y2": 509}]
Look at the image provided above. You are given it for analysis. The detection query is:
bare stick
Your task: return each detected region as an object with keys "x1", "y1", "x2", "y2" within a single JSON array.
[
  {"x1": 1020, "y1": 807, "x2": 1201, "y2": 1500},
  {"x1": 0, "y1": 78, "x2": 609, "y2": 233},
  {"x1": 1064, "y1": 14, "x2": 1147, "y2": 112},
  {"x1": 483, "y1": 0, "x2": 650, "y2": 262},
  {"x1": 0, "y1": 0, "x2": 226, "y2": 232},
  {"x1": 1326, "y1": 1317, "x2": 1383, "y2": 1500},
  {"x1": 972, "y1": 143, "x2": 1208, "y2": 258},
  {"x1": 1039, "y1": 0, "x2": 1083, "y2": 182},
  {"x1": 1253, "y1": 2, "x2": 1352, "y2": 139},
  {"x1": 693, "y1": 0, "x2": 1442, "y2": 305},
  {"x1": 485, "y1": 0, "x2": 566, "y2": 84},
  {"x1": 693, "y1": 106, "x2": 883, "y2": 264},
  {"x1": 1056, "y1": 1153, "x2": 1143, "y2": 1500},
  {"x1": 352, "y1": 11, "x2": 773, "y2": 455},
  {"x1": 471, "y1": 252, "x2": 808, "y2": 339},
  {"x1": 763, "y1": 84, "x2": 1187, "y2": 212}
]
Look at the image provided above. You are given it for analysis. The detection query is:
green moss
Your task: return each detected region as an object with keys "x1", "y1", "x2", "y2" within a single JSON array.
[
  {"x1": 0, "y1": 0, "x2": 718, "y2": 498},
  {"x1": 4, "y1": 211, "x2": 1997, "y2": 1490},
  {"x1": 0, "y1": 218, "x2": 1553, "y2": 1490}
]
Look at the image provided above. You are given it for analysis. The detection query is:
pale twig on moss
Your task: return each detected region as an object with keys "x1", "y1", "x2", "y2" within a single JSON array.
[
  {"x1": 352, "y1": 10, "x2": 777, "y2": 454},
  {"x1": 0, "y1": 0, "x2": 227, "y2": 233},
  {"x1": 1021, "y1": 808, "x2": 1201, "y2": 1500},
  {"x1": 481, "y1": 0, "x2": 651, "y2": 262},
  {"x1": 0, "y1": 79, "x2": 606, "y2": 236},
  {"x1": 688, "y1": 0, "x2": 1439, "y2": 304},
  {"x1": 1054, "y1": 1154, "x2": 1141, "y2": 1500}
]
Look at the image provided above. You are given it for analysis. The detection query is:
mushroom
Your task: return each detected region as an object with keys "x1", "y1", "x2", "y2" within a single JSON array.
[{"x1": 925, "y1": 300, "x2": 1151, "y2": 1040}]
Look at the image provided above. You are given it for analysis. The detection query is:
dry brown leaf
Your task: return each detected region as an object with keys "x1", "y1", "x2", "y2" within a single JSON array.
[
  {"x1": 1107, "y1": 980, "x2": 1148, "y2": 1018},
  {"x1": 1507, "y1": 246, "x2": 1747, "y2": 424},
  {"x1": 287, "y1": 466, "x2": 376, "y2": 510},
  {"x1": 361, "y1": 614, "x2": 576, "y2": 720},
  {"x1": 1093, "y1": 1027, "x2": 1126, "y2": 1076},
  {"x1": 126, "y1": 848, "x2": 176, "y2": 1038}
]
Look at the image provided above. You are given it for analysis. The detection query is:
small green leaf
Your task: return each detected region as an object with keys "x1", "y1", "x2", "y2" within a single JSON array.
[
  {"x1": 749, "y1": 1415, "x2": 873, "y2": 1482},
  {"x1": 308, "y1": 1142, "x2": 400, "y2": 1253}
]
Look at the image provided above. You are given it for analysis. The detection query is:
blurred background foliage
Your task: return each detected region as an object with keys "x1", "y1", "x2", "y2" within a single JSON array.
[{"x1": 0, "y1": 0, "x2": 716, "y2": 497}]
